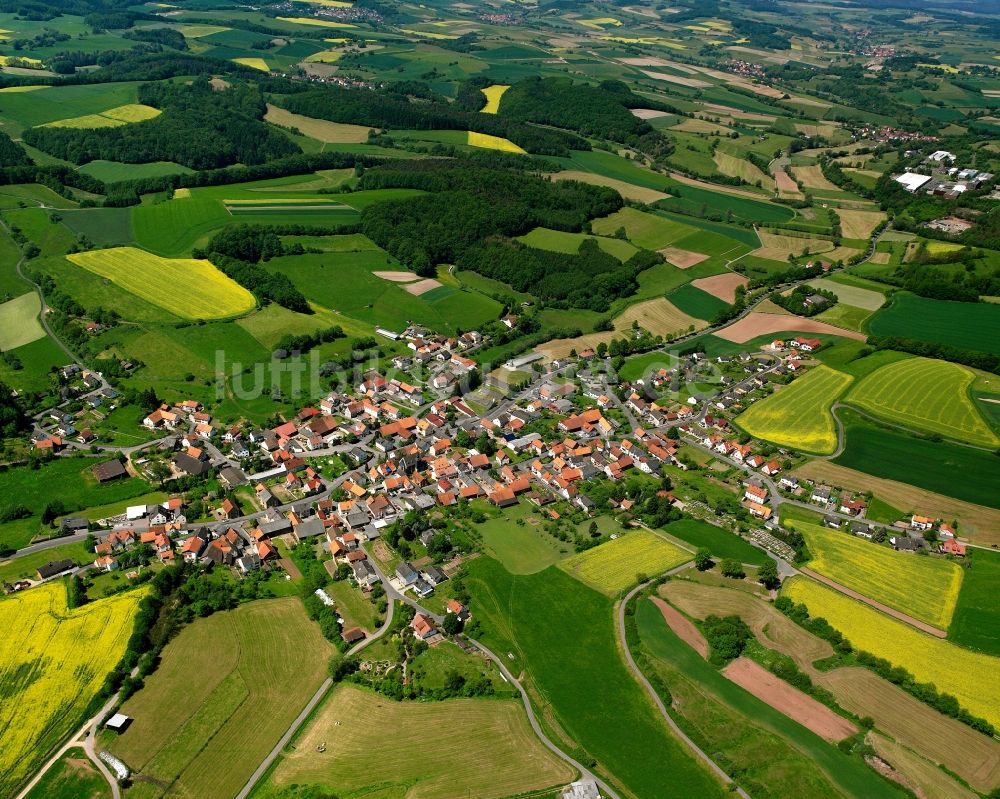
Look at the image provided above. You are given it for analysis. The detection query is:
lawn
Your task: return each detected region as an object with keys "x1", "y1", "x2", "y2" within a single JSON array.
[
  {"x1": 76, "y1": 160, "x2": 192, "y2": 183},
  {"x1": 591, "y1": 206, "x2": 698, "y2": 250},
  {"x1": 464, "y1": 556, "x2": 726, "y2": 799},
  {"x1": 866, "y1": 292, "x2": 1000, "y2": 356},
  {"x1": 558, "y1": 529, "x2": 691, "y2": 596},
  {"x1": 324, "y1": 578, "x2": 379, "y2": 631},
  {"x1": 23, "y1": 747, "x2": 110, "y2": 799},
  {"x1": 833, "y1": 409, "x2": 1000, "y2": 509},
  {"x1": 735, "y1": 366, "x2": 854, "y2": 455},
  {"x1": 667, "y1": 282, "x2": 730, "y2": 320},
  {"x1": 516, "y1": 227, "x2": 639, "y2": 261},
  {"x1": 815, "y1": 303, "x2": 873, "y2": 333},
  {"x1": 109, "y1": 598, "x2": 332, "y2": 799},
  {"x1": 0, "y1": 583, "x2": 146, "y2": 798},
  {"x1": 662, "y1": 519, "x2": 770, "y2": 566},
  {"x1": 0, "y1": 291, "x2": 44, "y2": 350},
  {"x1": 474, "y1": 504, "x2": 567, "y2": 574},
  {"x1": 948, "y1": 547, "x2": 1000, "y2": 656},
  {"x1": 790, "y1": 519, "x2": 963, "y2": 630},
  {"x1": 67, "y1": 247, "x2": 256, "y2": 320},
  {"x1": 782, "y1": 577, "x2": 1000, "y2": 730},
  {"x1": 255, "y1": 684, "x2": 573, "y2": 799},
  {"x1": 845, "y1": 357, "x2": 1000, "y2": 446},
  {"x1": 635, "y1": 598, "x2": 908, "y2": 799},
  {"x1": 131, "y1": 198, "x2": 233, "y2": 257}
]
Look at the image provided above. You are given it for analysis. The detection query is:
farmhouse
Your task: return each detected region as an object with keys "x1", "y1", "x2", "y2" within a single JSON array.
[
  {"x1": 36, "y1": 559, "x2": 75, "y2": 581},
  {"x1": 92, "y1": 459, "x2": 128, "y2": 483}
]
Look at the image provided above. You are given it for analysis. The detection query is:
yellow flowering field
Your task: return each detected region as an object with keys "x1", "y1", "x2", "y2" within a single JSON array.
[
  {"x1": 467, "y1": 131, "x2": 526, "y2": 154},
  {"x1": 560, "y1": 530, "x2": 690, "y2": 595},
  {"x1": 791, "y1": 519, "x2": 963, "y2": 629},
  {"x1": 783, "y1": 577, "x2": 1000, "y2": 729},
  {"x1": 0, "y1": 583, "x2": 146, "y2": 796},
  {"x1": 480, "y1": 85, "x2": 510, "y2": 114},
  {"x1": 736, "y1": 365, "x2": 853, "y2": 454},
  {"x1": 42, "y1": 103, "x2": 160, "y2": 129}
]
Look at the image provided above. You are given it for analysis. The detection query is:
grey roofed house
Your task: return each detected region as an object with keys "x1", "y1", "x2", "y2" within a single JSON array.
[
  {"x1": 352, "y1": 559, "x2": 378, "y2": 586},
  {"x1": 219, "y1": 465, "x2": 248, "y2": 488},
  {"x1": 61, "y1": 516, "x2": 90, "y2": 532},
  {"x1": 345, "y1": 508, "x2": 371, "y2": 529},
  {"x1": 363, "y1": 523, "x2": 380, "y2": 540},
  {"x1": 413, "y1": 579, "x2": 434, "y2": 598},
  {"x1": 295, "y1": 517, "x2": 325, "y2": 540},
  {"x1": 423, "y1": 565, "x2": 448, "y2": 586},
  {"x1": 419, "y1": 529, "x2": 435, "y2": 547},
  {"x1": 92, "y1": 459, "x2": 128, "y2": 483},
  {"x1": 258, "y1": 517, "x2": 292, "y2": 537},
  {"x1": 396, "y1": 561, "x2": 419, "y2": 585},
  {"x1": 37, "y1": 559, "x2": 75, "y2": 580},
  {"x1": 851, "y1": 521, "x2": 872, "y2": 536},
  {"x1": 173, "y1": 452, "x2": 209, "y2": 477},
  {"x1": 892, "y1": 535, "x2": 921, "y2": 552}
]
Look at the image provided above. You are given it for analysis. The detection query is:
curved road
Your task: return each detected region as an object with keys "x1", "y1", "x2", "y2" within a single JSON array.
[{"x1": 617, "y1": 581, "x2": 752, "y2": 799}]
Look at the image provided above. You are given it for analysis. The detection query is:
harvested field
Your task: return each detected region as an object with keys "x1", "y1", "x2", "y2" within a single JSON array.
[
  {"x1": 773, "y1": 169, "x2": 800, "y2": 193},
  {"x1": 714, "y1": 151, "x2": 775, "y2": 191},
  {"x1": 374, "y1": 270, "x2": 419, "y2": 282},
  {"x1": 837, "y1": 208, "x2": 886, "y2": 240},
  {"x1": 615, "y1": 296, "x2": 707, "y2": 335},
  {"x1": 716, "y1": 312, "x2": 866, "y2": 343},
  {"x1": 824, "y1": 245, "x2": 864, "y2": 262},
  {"x1": 808, "y1": 277, "x2": 884, "y2": 310},
  {"x1": 870, "y1": 734, "x2": 979, "y2": 799},
  {"x1": 631, "y1": 108, "x2": 672, "y2": 119},
  {"x1": 265, "y1": 685, "x2": 574, "y2": 799},
  {"x1": 265, "y1": 104, "x2": 372, "y2": 142},
  {"x1": 553, "y1": 170, "x2": 668, "y2": 203},
  {"x1": 671, "y1": 117, "x2": 733, "y2": 134},
  {"x1": 754, "y1": 298, "x2": 792, "y2": 315},
  {"x1": 404, "y1": 278, "x2": 443, "y2": 295},
  {"x1": 660, "y1": 246, "x2": 708, "y2": 268},
  {"x1": 820, "y1": 668, "x2": 1000, "y2": 793},
  {"x1": 753, "y1": 230, "x2": 833, "y2": 261},
  {"x1": 691, "y1": 272, "x2": 748, "y2": 303},
  {"x1": 722, "y1": 657, "x2": 857, "y2": 742},
  {"x1": 650, "y1": 596, "x2": 707, "y2": 658},
  {"x1": 869, "y1": 251, "x2": 891, "y2": 264},
  {"x1": 791, "y1": 164, "x2": 841, "y2": 192},
  {"x1": 793, "y1": 460, "x2": 1000, "y2": 545},
  {"x1": 668, "y1": 171, "x2": 774, "y2": 201},
  {"x1": 619, "y1": 56, "x2": 696, "y2": 71},
  {"x1": 641, "y1": 69, "x2": 711, "y2": 88}
]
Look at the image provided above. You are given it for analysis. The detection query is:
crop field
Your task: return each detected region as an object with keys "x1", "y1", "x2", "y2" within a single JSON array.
[
  {"x1": 132, "y1": 198, "x2": 232, "y2": 256},
  {"x1": 791, "y1": 164, "x2": 841, "y2": 191},
  {"x1": 76, "y1": 160, "x2": 192, "y2": 183},
  {"x1": 752, "y1": 230, "x2": 833, "y2": 261},
  {"x1": 690, "y1": 271, "x2": 749, "y2": 303},
  {"x1": 816, "y1": 303, "x2": 872, "y2": 332},
  {"x1": 866, "y1": 292, "x2": 1000, "y2": 356},
  {"x1": 713, "y1": 150, "x2": 774, "y2": 190},
  {"x1": 0, "y1": 291, "x2": 44, "y2": 349},
  {"x1": 110, "y1": 598, "x2": 332, "y2": 799},
  {"x1": 260, "y1": 685, "x2": 573, "y2": 799},
  {"x1": 264, "y1": 103, "x2": 372, "y2": 142},
  {"x1": 782, "y1": 577, "x2": 1000, "y2": 730},
  {"x1": 735, "y1": 365, "x2": 853, "y2": 454},
  {"x1": 465, "y1": 557, "x2": 726, "y2": 799},
  {"x1": 790, "y1": 519, "x2": 963, "y2": 629},
  {"x1": 41, "y1": 103, "x2": 160, "y2": 129},
  {"x1": 0, "y1": 583, "x2": 145, "y2": 798},
  {"x1": 467, "y1": 131, "x2": 526, "y2": 153},
  {"x1": 480, "y1": 83, "x2": 510, "y2": 113},
  {"x1": 516, "y1": 226, "x2": 639, "y2": 260},
  {"x1": 833, "y1": 410, "x2": 1000, "y2": 511},
  {"x1": 591, "y1": 206, "x2": 697, "y2": 250},
  {"x1": 869, "y1": 734, "x2": 978, "y2": 799},
  {"x1": 558, "y1": 529, "x2": 690, "y2": 595},
  {"x1": 553, "y1": 169, "x2": 669, "y2": 203},
  {"x1": 668, "y1": 282, "x2": 730, "y2": 319},
  {"x1": 845, "y1": 357, "x2": 1000, "y2": 446},
  {"x1": 67, "y1": 247, "x2": 256, "y2": 320},
  {"x1": 836, "y1": 209, "x2": 886, "y2": 240},
  {"x1": 58, "y1": 207, "x2": 134, "y2": 246},
  {"x1": 662, "y1": 519, "x2": 769, "y2": 565},
  {"x1": 807, "y1": 277, "x2": 885, "y2": 310},
  {"x1": 0, "y1": 82, "x2": 140, "y2": 131},
  {"x1": 949, "y1": 548, "x2": 1000, "y2": 656}
]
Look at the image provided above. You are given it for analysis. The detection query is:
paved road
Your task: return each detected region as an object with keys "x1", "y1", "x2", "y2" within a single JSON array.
[{"x1": 617, "y1": 580, "x2": 752, "y2": 799}]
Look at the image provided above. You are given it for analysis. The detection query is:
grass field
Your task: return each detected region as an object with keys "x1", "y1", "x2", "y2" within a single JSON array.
[
  {"x1": 558, "y1": 530, "x2": 690, "y2": 595},
  {"x1": 948, "y1": 547, "x2": 1000, "y2": 656},
  {"x1": 866, "y1": 292, "x2": 1000, "y2": 356},
  {"x1": 258, "y1": 685, "x2": 573, "y2": 799},
  {"x1": 516, "y1": 227, "x2": 639, "y2": 261},
  {"x1": 713, "y1": 150, "x2": 774, "y2": 190},
  {"x1": 23, "y1": 747, "x2": 110, "y2": 799},
  {"x1": 869, "y1": 734, "x2": 978, "y2": 799},
  {"x1": 76, "y1": 160, "x2": 192, "y2": 183},
  {"x1": 736, "y1": 366, "x2": 853, "y2": 454},
  {"x1": 465, "y1": 557, "x2": 726, "y2": 799},
  {"x1": 67, "y1": 247, "x2": 255, "y2": 320},
  {"x1": 109, "y1": 598, "x2": 332, "y2": 799},
  {"x1": 0, "y1": 83, "x2": 141, "y2": 132},
  {"x1": 845, "y1": 357, "x2": 999, "y2": 446},
  {"x1": 0, "y1": 583, "x2": 145, "y2": 798},
  {"x1": 264, "y1": 104, "x2": 371, "y2": 143},
  {"x1": 782, "y1": 577, "x2": 1000, "y2": 730},
  {"x1": 591, "y1": 206, "x2": 698, "y2": 250},
  {"x1": 58, "y1": 207, "x2": 134, "y2": 246},
  {"x1": 833, "y1": 409, "x2": 1000, "y2": 510},
  {"x1": 475, "y1": 505, "x2": 567, "y2": 574},
  {"x1": 467, "y1": 130, "x2": 526, "y2": 153},
  {"x1": 668, "y1": 282, "x2": 730, "y2": 320},
  {"x1": 0, "y1": 291, "x2": 44, "y2": 349},
  {"x1": 662, "y1": 519, "x2": 769, "y2": 566},
  {"x1": 807, "y1": 277, "x2": 885, "y2": 310},
  {"x1": 636, "y1": 598, "x2": 908, "y2": 799},
  {"x1": 132, "y1": 198, "x2": 232, "y2": 256},
  {"x1": 790, "y1": 519, "x2": 963, "y2": 629},
  {"x1": 480, "y1": 84, "x2": 510, "y2": 113},
  {"x1": 816, "y1": 303, "x2": 872, "y2": 332},
  {"x1": 41, "y1": 103, "x2": 159, "y2": 129}
]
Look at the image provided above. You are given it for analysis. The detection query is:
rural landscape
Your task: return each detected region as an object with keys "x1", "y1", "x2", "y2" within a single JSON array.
[{"x1": 1, "y1": 0, "x2": 1000, "y2": 798}]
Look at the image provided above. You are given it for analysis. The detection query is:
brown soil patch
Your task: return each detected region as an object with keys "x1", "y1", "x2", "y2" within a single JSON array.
[
  {"x1": 631, "y1": 108, "x2": 671, "y2": 119},
  {"x1": 641, "y1": 70, "x2": 711, "y2": 88},
  {"x1": 553, "y1": 170, "x2": 667, "y2": 203},
  {"x1": 722, "y1": 657, "x2": 857, "y2": 742},
  {"x1": 659, "y1": 247, "x2": 709, "y2": 268},
  {"x1": 773, "y1": 169, "x2": 799, "y2": 193},
  {"x1": 650, "y1": 596, "x2": 708, "y2": 658},
  {"x1": 821, "y1": 669, "x2": 1000, "y2": 793},
  {"x1": 279, "y1": 558, "x2": 302, "y2": 581},
  {"x1": 691, "y1": 272, "x2": 749, "y2": 303},
  {"x1": 793, "y1": 461, "x2": 1000, "y2": 545},
  {"x1": 716, "y1": 312, "x2": 866, "y2": 343},
  {"x1": 374, "y1": 270, "x2": 419, "y2": 282},
  {"x1": 404, "y1": 278, "x2": 443, "y2": 296}
]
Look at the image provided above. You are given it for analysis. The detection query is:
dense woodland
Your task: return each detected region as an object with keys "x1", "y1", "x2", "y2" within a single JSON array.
[{"x1": 23, "y1": 79, "x2": 298, "y2": 169}]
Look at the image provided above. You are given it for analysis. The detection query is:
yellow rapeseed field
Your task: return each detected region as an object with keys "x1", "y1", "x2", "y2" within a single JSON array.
[
  {"x1": 791, "y1": 519, "x2": 963, "y2": 629},
  {"x1": 233, "y1": 57, "x2": 270, "y2": 72},
  {"x1": 480, "y1": 84, "x2": 510, "y2": 114},
  {"x1": 276, "y1": 16, "x2": 356, "y2": 28},
  {"x1": 466, "y1": 131, "x2": 526, "y2": 154},
  {"x1": 736, "y1": 365, "x2": 853, "y2": 454},
  {"x1": 560, "y1": 530, "x2": 690, "y2": 595},
  {"x1": 67, "y1": 247, "x2": 256, "y2": 320},
  {"x1": 0, "y1": 583, "x2": 146, "y2": 797},
  {"x1": 43, "y1": 103, "x2": 160, "y2": 129},
  {"x1": 783, "y1": 578, "x2": 1000, "y2": 729}
]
